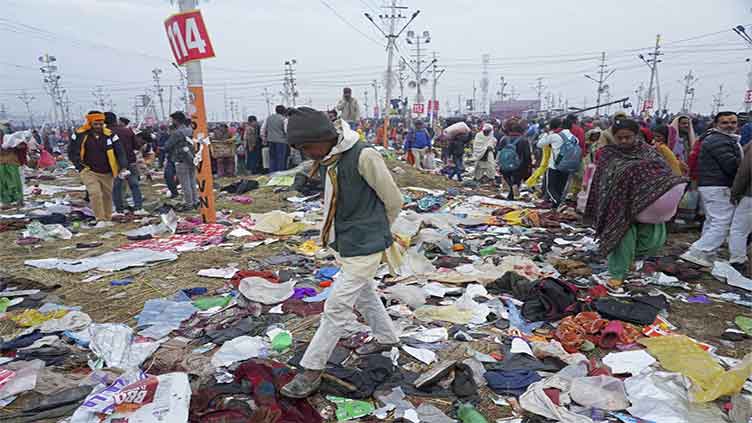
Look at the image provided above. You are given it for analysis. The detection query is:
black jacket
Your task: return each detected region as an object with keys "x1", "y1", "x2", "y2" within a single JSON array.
[{"x1": 697, "y1": 130, "x2": 742, "y2": 187}]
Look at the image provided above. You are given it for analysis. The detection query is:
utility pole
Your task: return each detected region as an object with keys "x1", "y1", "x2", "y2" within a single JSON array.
[
  {"x1": 406, "y1": 29, "x2": 431, "y2": 119},
  {"x1": 39, "y1": 53, "x2": 64, "y2": 124},
  {"x1": 364, "y1": 89, "x2": 370, "y2": 119},
  {"x1": 712, "y1": 84, "x2": 725, "y2": 115},
  {"x1": 372, "y1": 79, "x2": 380, "y2": 118},
  {"x1": 283, "y1": 59, "x2": 298, "y2": 107},
  {"x1": 365, "y1": 1, "x2": 419, "y2": 117},
  {"x1": 261, "y1": 88, "x2": 273, "y2": 117},
  {"x1": 429, "y1": 52, "x2": 445, "y2": 126},
  {"x1": 223, "y1": 84, "x2": 229, "y2": 121},
  {"x1": 176, "y1": 0, "x2": 215, "y2": 223},
  {"x1": 640, "y1": 34, "x2": 662, "y2": 113},
  {"x1": 152, "y1": 68, "x2": 166, "y2": 121},
  {"x1": 481, "y1": 54, "x2": 490, "y2": 115},
  {"x1": 497, "y1": 76, "x2": 508, "y2": 102},
  {"x1": 18, "y1": 91, "x2": 35, "y2": 128},
  {"x1": 745, "y1": 59, "x2": 752, "y2": 113},
  {"x1": 584, "y1": 52, "x2": 615, "y2": 116},
  {"x1": 534, "y1": 78, "x2": 545, "y2": 113},
  {"x1": 92, "y1": 86, "x2": 109, "y2": 110},
  {"x1": 0, "y1": 104, "x2": 6, "y2": 121},
  {"x1": 471, "y1": 81, "x2": 477, "y2": 114},
  {"x1": 634, "y1": 83, "x2": 645, "y2": 114}
]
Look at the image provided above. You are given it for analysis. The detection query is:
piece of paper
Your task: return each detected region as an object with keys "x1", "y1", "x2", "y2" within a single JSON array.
[
  {"x1": 602, "y1": 350, "x2": 656, "y2": 375},
  {"x1": 712, "y1": 261, "x2": 752, "y2": 291},
  {"x1": 402, "y1": 327, "x2": 448, "y2": 343},
  {"x1": 402, "y1": 345, "x2": 436, "y2": 365},
  {"x1": 511, "y1": 337, "x2": 535, "y2": 357},
  {"x1": 197, "y1": 267, "x2": 238, "y2": 279}
]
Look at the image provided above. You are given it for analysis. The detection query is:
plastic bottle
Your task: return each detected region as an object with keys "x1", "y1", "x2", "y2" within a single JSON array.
[
  {"x1": 457, "y1": 403, "x2": 488, "y2": 423},
  {"x1": 479, "y1": 246, "x2": 497, "y2": 256}
]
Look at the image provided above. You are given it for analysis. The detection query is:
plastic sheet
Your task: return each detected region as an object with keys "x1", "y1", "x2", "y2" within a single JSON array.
[
  {"x1": 21, "y1": 221, "x2": 72, "y2": 241},
  {"x1": 0, "y1": 360, "x2": 44, "y2": 401},
  {"x1": 414, "y1": 305, "x2": 474, "y2": 324},
  {"x1": 25, "y1": 248, "x2": 178, "y2": 273},
  {"x1": 88, "y1": 324, "x2": 160, "y2": 371},
  {"x1": 397, "y1": 247, "x2": 437, "y2": 277},
  {"x1": 569, "y1": 376, "x2": 629, "y2": 411},
  {"x1": 640, "y1": 335, "x2": 752, "y2": 402},
  {"x1": 210, "y1": 336, "x2": 269, "y2": 368},
  {"x1": 136, "y1": 299, "x2": 196, "y2": 339},
  {"x1": 624, "y1": 371, "x2": 726, "y2": 423},
  {"x1": 238, "y1": 278, "x2": 295, "y2": 305},
  {"x1": 250, "y1": 211, "x2": 306, "y2": 235},
  {"x1": 384, "y1": 284, "x2": 427, "y2": 308}
]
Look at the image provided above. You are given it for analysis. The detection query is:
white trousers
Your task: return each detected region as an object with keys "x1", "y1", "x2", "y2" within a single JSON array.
[
  {"x1": 730, "y1": 196, "x2": 752, "y2": 264},
  {"x1": 300, "y1": 251, "x2": 399, "y2": 370},
  {"x1": 691, "y1": 187, "x2": 735, "y2": 254},
  {"x1": 411, "y1": 148, "x2": 427, "y2": 170}
]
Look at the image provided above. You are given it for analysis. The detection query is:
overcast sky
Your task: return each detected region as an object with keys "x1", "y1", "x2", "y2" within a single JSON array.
[{"x1": 2, "y1": 0, "x2": 751, "y2": 124}]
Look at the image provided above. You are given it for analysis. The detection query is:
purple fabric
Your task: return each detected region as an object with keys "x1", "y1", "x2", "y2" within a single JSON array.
[{"x1": 291, "y1": 287, "x2": 317, "y2": 300}]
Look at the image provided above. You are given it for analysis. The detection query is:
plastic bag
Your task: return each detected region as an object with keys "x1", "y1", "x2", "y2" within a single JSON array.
[
  {"x1": 210, "y1": 336, "x2": 269, "y2": 368},
  {"x1": 570, "y1": 376, "x2": 630, "y2": 411},
  {"x1": 384, "y1": 284, "x2": 427, "y2": 309},
  {"x1": 326, "y1": 395, "x2": 375, "y2": 421},
  {"x1": 639, "y1": 335, "x2": 752, "y2": 402}
]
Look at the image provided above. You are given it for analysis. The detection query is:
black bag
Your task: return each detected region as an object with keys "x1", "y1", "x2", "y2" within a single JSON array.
[
  {"x1": 521, "y1": 278, "x2": 579, "y2": 322},
  {"x1": 594, "y1": 295, "x2": 668, "y2": 325}
]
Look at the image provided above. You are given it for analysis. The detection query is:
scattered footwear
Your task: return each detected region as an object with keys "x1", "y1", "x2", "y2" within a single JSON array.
[
  {"x1": 133, "y1": 209, "x2": 149, "y2": 216},
  {"x1": 679, "y1": 250, "x2": 712, "y2": 268},
  {"x1": 280, "y1": 372, "x2": 322, "y2": 399},
  {"x1": 355, "y1": 341, "x2": 399, "y2": 355}
]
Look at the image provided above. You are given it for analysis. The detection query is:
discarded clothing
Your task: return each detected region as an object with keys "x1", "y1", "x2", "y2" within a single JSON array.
[{"x1": 485, "y1": 369, "x2": 542, "y2": 396}]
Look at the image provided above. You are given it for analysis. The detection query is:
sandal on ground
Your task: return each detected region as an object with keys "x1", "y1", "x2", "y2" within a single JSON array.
[{"x1": 280, "y1": 372, "x2": 322, "y2": 399}]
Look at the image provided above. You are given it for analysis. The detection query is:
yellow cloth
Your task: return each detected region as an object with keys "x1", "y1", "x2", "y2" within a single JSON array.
[
  {"x1": 640, "y1": 335, "x2": 752, "y2": 402},
  {"x1": 526, "y1": 145, "x2": 551, "y2": 187},
  {"x1": 11, "y1": 309, "x2": 68, "y2": 327},
  {"x1": 656, "y1": 143, "x2": 684, "y2": 176}
]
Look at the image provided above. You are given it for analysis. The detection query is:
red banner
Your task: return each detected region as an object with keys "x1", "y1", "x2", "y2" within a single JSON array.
[
  {"x1": 164, "y1": 10, "x2": 216, "y2": 65},
  {"x1": 412, "y1": 103, "x2": 425, "y2": 114}
]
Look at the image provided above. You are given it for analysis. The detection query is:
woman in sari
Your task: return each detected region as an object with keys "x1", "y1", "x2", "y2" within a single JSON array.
[{"x1": 585, "y1": 119, "x2": 687, "y2": 292}]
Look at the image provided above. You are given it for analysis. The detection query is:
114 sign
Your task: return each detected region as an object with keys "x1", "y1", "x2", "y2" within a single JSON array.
[{"x1": 164, "y1": 10, "x2": 216, "y2": 65}]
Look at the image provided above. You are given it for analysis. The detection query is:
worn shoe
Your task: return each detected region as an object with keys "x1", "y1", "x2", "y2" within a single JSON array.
[
  {"x1": 680, "y1": 250, "x2": 712, "y2": 268},
  {"x1": 133, "y1": 209, "x2": 149, "y2": 216},
  {"x1": 280, "y1": 372, "x2": 322, "y2": 399},
  {"x1": 355, "y1": 341, "x2": 399, "y2": 355},
  {"x1": 111, "y1": 212, "x2": 125, "y2": 218}
]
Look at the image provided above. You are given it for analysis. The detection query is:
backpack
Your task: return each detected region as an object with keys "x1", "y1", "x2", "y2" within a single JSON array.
[
  {"x1": 521, "y1": 278, "x2": 580, "y2": 322},
  {"x1": 497, "y1": 137, "x2": 522, "y2": 173},
  {"x1": 554, "y1": 132, "x2": 582, "y2": 173}
]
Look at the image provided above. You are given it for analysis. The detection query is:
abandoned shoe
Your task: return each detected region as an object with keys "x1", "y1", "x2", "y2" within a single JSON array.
[
  {"x1": 280, "y1": 372, "x2": 322, "y2": 399},
  {"x1": 355, "y1": 341, "x2": 399, "y2": 355},
  {"x1": 679, "y1": 250, "x2": 712, "y2": 268}
]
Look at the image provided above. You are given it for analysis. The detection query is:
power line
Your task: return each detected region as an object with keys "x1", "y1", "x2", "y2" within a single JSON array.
[{"x1": 318, "y1": 0, "x2": 384, "y2": 46}]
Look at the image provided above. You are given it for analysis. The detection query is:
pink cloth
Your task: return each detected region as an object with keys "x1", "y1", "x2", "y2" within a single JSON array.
[{"x1": 636, "y1": 183, "x2": 686, "y2": 224}]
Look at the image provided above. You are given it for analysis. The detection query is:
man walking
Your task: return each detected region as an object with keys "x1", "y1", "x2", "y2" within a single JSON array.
[
  {"x1": 105, "y1": 112, "x2": 146, "y2": 216},
  {"x1": 336, "y1": 87, "x2": 361, "y2": 126},
  {"x1": 404, "y1": 120, "x2": 432, "y2": 170},
  {"x1": 280, "y1": 107, "x2": 402, "y2": 398},
  {"x1": 261, "y1": 105, "x2": 289, "y2": 172},
  {"x1": 165, "y1": 111, "x2": 199, "y2": 211},
  {"x1": 537, "y1": 117, "x2": 579, "y2": 208},
  {"x1": 68, "y1": 111, "x2": 128, "y2": 224},
  {"x1": 243, "y1": 116, "x2": 261, "y2": 174},
  {"x1": 681, "y1": 111, "x2": 742, "y2": 267}
]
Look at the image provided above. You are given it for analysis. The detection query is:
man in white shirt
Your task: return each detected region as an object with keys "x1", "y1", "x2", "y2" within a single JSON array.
[{"x1": 537, "y1": 117, "x2": 575, "y2": 208}]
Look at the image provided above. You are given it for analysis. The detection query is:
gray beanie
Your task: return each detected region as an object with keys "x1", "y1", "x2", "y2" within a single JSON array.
[{"x1": 286, "y1": 107, "x2": 338, "y2": 146}]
